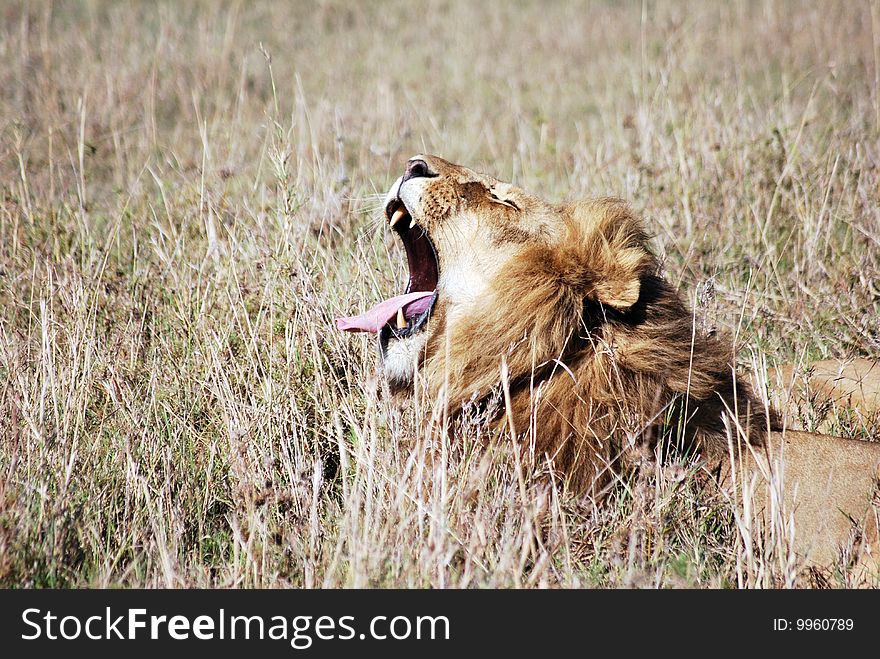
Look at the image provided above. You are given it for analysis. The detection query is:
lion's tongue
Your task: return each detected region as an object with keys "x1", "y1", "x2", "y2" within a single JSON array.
[{"x1": 335, "y1": 291, "x2": 434, "y2": 333}]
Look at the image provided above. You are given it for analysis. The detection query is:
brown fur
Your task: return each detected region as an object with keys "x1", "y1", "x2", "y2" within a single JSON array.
[
  {"x1": 369, "y1": 155, "x2": 880, "y2": 573},
  {"x1": 383, "y1": 156, "x2": 778, "y2": 496},
  {"x1": 428, "y1": 199, "x2": 778, "y2": 493}
]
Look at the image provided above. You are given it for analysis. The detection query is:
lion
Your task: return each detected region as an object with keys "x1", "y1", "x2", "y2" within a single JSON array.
[{"x1": 338, "y1": 155, "x2": 880, "y2": 574}]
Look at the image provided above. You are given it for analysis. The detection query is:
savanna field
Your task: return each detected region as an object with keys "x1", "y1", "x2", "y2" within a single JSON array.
[{"x1": 1, "y1": 1, "x2": 879, "y2": 588}]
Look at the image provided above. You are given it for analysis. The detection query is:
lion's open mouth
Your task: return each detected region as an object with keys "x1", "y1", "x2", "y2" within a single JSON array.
[{"x1": 335, "y1": 198, "x2": 439, "y2": 338}]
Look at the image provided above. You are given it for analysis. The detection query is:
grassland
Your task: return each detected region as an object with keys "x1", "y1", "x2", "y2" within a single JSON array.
[{"x1": 1, "y1": 0, "x2": 879, "y2": 588}]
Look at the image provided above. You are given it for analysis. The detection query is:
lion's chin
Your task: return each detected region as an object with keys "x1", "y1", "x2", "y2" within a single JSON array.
[{"x1": 380, "y1": 329, "x2": 431, "y2": 390}]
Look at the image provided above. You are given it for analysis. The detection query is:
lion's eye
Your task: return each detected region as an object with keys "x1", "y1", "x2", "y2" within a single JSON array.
[{"x1": 488, "y1": 192, "x2": 519, "y2": 211}]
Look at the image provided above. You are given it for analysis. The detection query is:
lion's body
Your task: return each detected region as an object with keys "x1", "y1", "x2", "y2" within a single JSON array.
[
  {"x1": 341, "y1": 155, "x2": 879, "y2": 574},
  {"x1": 430, "y1": 198, "x2": 786, "y2": 493},
  {"x1": 378, "y1": 158, "x2": 776, "y2": 494}
]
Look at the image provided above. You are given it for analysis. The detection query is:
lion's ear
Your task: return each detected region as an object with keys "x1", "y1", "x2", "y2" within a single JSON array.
[
  {"x1": 587, "y1": 244, "x2": 644, "y2": 310},
  {"x1": 593, "y1": 271, "x2": 641, "y2": 310},
  {"x1": 559, "y1": 200, "x2": 652, "y2": 312}
]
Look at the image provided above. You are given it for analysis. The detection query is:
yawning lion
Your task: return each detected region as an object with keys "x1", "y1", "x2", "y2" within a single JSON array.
[{"x1": 338, "y1": 155, "x2": 880, "y2": 574}]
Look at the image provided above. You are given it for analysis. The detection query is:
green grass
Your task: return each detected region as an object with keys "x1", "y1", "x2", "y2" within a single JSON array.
[{"x1": 1, "y1": 0, "x2": 878, "y2": 588}]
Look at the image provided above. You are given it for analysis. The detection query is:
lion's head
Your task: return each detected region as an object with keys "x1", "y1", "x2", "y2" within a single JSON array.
[{"x1": 338, "y1": 155, "x2": 777, "y2": 493}]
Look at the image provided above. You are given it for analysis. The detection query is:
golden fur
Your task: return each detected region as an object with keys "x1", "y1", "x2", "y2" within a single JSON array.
[
  {"x1": 362, "y1": 155, "x2": 879, "y2": 573},
  {"x1": 380, "y1": 155, "x2": 776, "y2": 495}
]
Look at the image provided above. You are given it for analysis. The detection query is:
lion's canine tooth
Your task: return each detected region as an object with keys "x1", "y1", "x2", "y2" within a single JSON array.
[
  {"x1": 390, "y1": 208, "x2": 408, "y2": 229},
  {"x1": 396, "y1": 307, "x2": 406, "y2": 329}
]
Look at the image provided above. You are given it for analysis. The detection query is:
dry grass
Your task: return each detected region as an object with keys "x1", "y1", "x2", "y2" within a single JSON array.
[{"x1": 1, "y1": 0, "x2": 878, "y2": 588}]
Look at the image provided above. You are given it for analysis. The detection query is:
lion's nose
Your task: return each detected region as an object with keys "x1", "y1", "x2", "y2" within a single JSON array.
[{"x1": 402, "y1": 158, "x2": 432, "y2": 182}]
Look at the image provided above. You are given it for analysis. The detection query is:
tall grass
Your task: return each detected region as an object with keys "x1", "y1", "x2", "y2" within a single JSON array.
[{"x1": 0, "y1": 0, "x2": 878, "y2": 588}]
